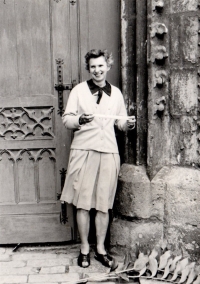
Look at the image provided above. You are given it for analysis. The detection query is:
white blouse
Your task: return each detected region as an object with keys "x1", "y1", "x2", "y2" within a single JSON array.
[{"x1": 62, "y1": 81, "x2": 129, "y2": 154}]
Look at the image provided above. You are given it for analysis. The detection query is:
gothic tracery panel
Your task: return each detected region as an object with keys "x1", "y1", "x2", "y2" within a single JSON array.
[
  {"x1": 17, "y1": 151, "x2": 36, "y2": 203},
  {"x1": 0, "y1": 107, "x2": 54, "y2": 140},
  {"x1": 0, "y1": 151, "x2": 15, "y2": 204},
  {"x1": 0, "y1": 148, "x2": 56, "y2": 204},
  {"x1": 38, "y1": 149, "x2": 57, "y2": 202}
]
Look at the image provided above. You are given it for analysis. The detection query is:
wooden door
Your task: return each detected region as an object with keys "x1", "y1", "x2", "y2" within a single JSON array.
[
  {"x1": 0, "y1": 0, "x2": 75, "y2": 244},
  {"x1": 78, "y1": 0, "x2": 121, "y2": 87},
  {"x1": 0, "y1": 0, "x2": 120, "y2": 244}
]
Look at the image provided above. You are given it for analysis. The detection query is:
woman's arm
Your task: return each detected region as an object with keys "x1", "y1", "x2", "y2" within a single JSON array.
[
  {"x1": 62, "y1": 86, "x2": 94, "y2": 130},
  {"x1": 115, "y1": 93, "x2": 136, "y2": 131},
  {"x1": 62, "y1": 88, "x2": 81, "y2": 130}
]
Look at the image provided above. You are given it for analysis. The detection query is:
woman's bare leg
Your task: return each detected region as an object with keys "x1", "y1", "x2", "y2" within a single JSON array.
[
  {"x1": 76, "y1": 209, "x2": 90, "y2": 267},
  {"x1": 95, "y1": 210, "x2": 109, "y2": 254}
]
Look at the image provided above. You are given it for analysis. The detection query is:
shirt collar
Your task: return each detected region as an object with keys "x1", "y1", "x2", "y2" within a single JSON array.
[{"x1": 87, "y1": 79, "x2": 111, "y2": 96}]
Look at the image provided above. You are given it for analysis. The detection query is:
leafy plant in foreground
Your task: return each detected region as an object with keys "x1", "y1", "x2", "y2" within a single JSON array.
[{"x1": 72, "y1": 244, "x2": 200, "y2": 284}]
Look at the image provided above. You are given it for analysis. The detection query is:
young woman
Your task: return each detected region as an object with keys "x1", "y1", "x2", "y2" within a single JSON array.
[{"x1": 60, "y1": 49, "x2": 135, "y2": 268}]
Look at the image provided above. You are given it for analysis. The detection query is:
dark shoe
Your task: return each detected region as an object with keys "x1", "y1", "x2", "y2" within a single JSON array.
[
  {"x1": 77, "y1": 251, "x2": 90, "y2": 268},
  {"x1": 94, "y1": 252, "x2": 114, "y2": 268}
]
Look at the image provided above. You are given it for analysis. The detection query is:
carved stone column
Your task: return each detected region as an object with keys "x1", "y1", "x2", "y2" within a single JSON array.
[
  {"x1": 111, "y1": 0, "x2": 200, "y2": 262},
  {"x1": 111, "y1": 0, "x2": 163, "y2": 252}
]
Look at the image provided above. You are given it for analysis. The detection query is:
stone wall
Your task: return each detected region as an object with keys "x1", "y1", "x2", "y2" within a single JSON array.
[
  {"x1": 111, "y1": 164, "x2": 200, "y2": 262},
  {"x1": 112, "y1": 0, "x2": 200, "y2": 262}
]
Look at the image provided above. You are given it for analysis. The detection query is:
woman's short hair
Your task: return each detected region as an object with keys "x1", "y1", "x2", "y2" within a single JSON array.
[{"x1": 85, "y1": 49, "x2": 114, "y2": 71}]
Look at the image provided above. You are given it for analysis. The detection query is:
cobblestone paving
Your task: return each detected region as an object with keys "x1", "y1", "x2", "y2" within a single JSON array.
[{"x1": 0, "y1": 244, "x2": 124, "y2": 284}]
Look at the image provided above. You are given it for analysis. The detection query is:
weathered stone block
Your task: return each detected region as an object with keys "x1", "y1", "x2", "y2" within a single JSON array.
[
  {"x1": 110, "y1": 218, "x2": 163, "y2": 249},
  {"x1": 170, "y1": 70, "x2": 198, "y2": 116},
  {"x1": 0, "y1": 260, "x2": 26, "y2": 268},
  {"x1": 40, "y1": 266, "x2": 66, "y2": 274},
  {"x1": 159, "y1": 166, "x2": 200, "y2": 226},
  {"x1": 0, "y1": 266, "x2": 40, "y2": 275},
  {"x1": 170, "y1": 16, "x2": 181, "y2": 64},
  {"x1": 27, "y1": 257, "x2": 71, "y2": 267},
  {"x1": 0, "y1": 255, "x2": 10, "y2": 262},
  {"x1": 114, "y1": 165, "x2": 151, "y2": 218},
  {"x1": 171, "y1": 0, "x2": 197, "y2": 12},
  {"x1": 169, "y1": 116, "x2": 198, "y2": 166},
  {"x1": 12, "y1": 252, "x2": 57, "y2": 261},
  {"x1": 147, "y1": 115, "x2": 171, "y2": 180},
  {"x1": 112, "y1": 166, "x2": 200, "y2": 262},
  {"x1": 170, "y1": 15, "x2": 198, "y2": 64},
  {"x1": 114, "y1": 164, "x2": 166, "y2": 220},
  {"x1": 29, "y1": 273, "x2": 79, "y2": 283},
  {"x1": 150, "y1": 167, "x2": 168, "y2": 221},
  {"x1": 0, "y1": 275, "x2": 27, "y2": 283},
  {"x1": 182, "y1": 16, "x2": 198, "y2": 63},
  {"x1": 153, "y1": 166, "x2": 200, "y2": 262},
  {"x1": 165, "y1": 225, "x2": 200, "y2": 264},
  {"x1": 0, "y1": 248, "x2": 6, "y2": 254}
]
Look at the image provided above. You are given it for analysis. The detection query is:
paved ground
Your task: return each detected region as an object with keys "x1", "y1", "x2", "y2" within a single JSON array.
[{"x1": 0, "y1": 243, "x2": 125, "y2": 284}]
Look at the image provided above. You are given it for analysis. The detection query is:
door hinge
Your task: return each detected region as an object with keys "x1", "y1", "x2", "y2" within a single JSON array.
[
  {"x1": 55, "y1": 58, "x2": 77, "y2": 116},
  {"x1": 59, "y1": 168, "x2": 68, "y2": 224}
]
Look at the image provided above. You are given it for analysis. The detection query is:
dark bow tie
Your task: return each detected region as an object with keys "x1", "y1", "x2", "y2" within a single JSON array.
[{"x1": 87, "y1": 79, "x2": 111, "y2": 104}]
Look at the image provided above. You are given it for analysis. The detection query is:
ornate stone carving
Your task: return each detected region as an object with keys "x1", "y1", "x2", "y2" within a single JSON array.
[
  {"x1": 0, "y1": 107, "x2": 54, "y2": 140},
  {"x1": 151, "y1": 23, "x2": 168, "y2": 38},
  {"x1": 152, "y1": 46, "x2": 168, "y2": 64},
  {"x1": 154, "y1": 96, "x2": 166, "y2": 114},
  {"x1": 153, "y1": 0, "x2": 164, "y2": 12},
  {"x1": 154, "y1": 70, "x2": 167, "y2": 87}
]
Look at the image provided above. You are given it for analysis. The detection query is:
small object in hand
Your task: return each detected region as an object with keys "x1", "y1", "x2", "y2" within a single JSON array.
[
  {"x1": 127, "y1": 117, "x2": 136, "y2": 129},
  {"x1": 79, "y1": 113, "x2": 94, "y2": 125}
]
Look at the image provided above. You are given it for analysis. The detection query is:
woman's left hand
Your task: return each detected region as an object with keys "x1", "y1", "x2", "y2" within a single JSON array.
[{"x1": 127, "y1": 117, "x2": 136, "y2": 129}]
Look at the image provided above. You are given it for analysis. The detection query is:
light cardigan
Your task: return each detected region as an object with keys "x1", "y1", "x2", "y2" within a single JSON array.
[{"x1": 62, "y1": 81, "x2": 129, "y2": 154}]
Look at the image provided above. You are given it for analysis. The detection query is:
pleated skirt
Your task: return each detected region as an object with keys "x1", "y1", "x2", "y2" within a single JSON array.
[{"x1": 60, "y1": 149, "x2": 120, "y2": 213}]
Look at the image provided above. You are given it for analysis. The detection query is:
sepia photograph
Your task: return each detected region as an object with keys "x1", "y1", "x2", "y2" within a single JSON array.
[{"x1": 0, "y1": 0, "x2": 199, "y2": 283}]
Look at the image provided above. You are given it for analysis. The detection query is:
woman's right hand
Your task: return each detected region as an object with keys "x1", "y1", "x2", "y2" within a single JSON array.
[{"x1": 79, "y1": 113, "x2": 94, "y2": 125}]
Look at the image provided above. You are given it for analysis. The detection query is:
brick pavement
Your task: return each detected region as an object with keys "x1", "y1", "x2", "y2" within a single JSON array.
[{"x1": 0, "y1": 244, "x2": 124, "y2": 284}]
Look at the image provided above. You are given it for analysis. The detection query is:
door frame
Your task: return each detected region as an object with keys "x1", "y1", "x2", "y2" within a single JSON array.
[{"x1": 120, "y1": 0, "x2": 148, "y2": 166}]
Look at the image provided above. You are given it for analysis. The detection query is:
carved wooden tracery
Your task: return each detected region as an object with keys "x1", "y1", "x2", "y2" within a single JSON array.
[
  {"x1": 0, "y1": 149, "x2": 56, "y2": 163},
  {"x1": 0, "y1": 107, "x2": 54, "y2": 140},
  {"x1": 0, "y1": 149, "x2": 56, "y2": 204}
]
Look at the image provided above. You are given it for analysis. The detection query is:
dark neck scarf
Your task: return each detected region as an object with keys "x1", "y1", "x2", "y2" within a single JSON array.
[{"x1": 87, "y1": 79, "x2": 111, "y2": 104}]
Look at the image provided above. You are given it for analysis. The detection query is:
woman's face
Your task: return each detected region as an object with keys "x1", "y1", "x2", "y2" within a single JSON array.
[{"x1": 89, "y1": 56, "x2": 110, "y2": 86}]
